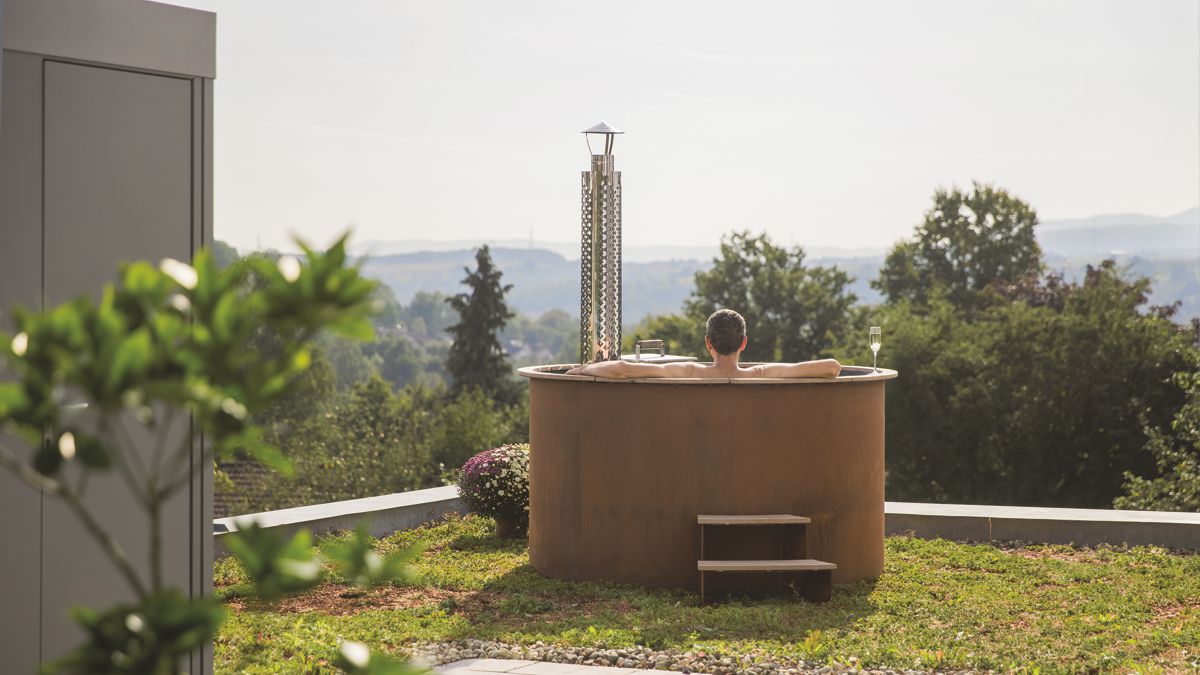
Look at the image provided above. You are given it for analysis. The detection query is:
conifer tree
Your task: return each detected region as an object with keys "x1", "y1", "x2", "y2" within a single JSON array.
[{"x1": 445, "y1": 245, "x2": 517, "y2": 404}]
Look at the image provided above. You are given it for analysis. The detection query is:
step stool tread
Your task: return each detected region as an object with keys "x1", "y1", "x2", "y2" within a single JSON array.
[
  {"x1": 697, "y1": 514, "x2": 811, "y2": 525},
  {"x1": 697, "y1": 559, "x2": 837, "y2": 572}
]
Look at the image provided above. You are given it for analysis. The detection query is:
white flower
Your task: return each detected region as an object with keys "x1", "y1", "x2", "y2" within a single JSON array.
[
  {"x1": 278, "y1": 558, "x2": 322, "y2": 581},
  {"x1": 365, "y1": 551, "x2": 383, "y2": 576},
  {"x1": 168, "y1": 293, "x2": 191, "y2": 313},
  {"x1": 277, "y1": 255, "x2": 302, "y2": 282},
  {"x1": 339, "y1": 640, "x2": 371, "y2": 669},
  {"x1": 58, "y1": 432, "x2": 76, "y2": 460},
  {"x1": 221, "y1": 398, "x2": 247, "y2": 420},
  {"x1": 10, "y1": 332, "x2": 28, "y2": 357},
  {"x1": 159, "y1": 258, "x2": 198, "y2": 290},
  {"x1": 125, "y1": 613, "x2": 144, "y2": 633}
]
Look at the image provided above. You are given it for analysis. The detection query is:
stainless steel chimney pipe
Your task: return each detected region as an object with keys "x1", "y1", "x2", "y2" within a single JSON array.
[{"x1": 579, "y1": 122, "x2": 624, "y2": 363}]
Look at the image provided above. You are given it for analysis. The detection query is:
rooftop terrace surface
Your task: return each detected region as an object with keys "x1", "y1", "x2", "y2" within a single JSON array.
[{"x1": 214, "y1": 513, "x2": 1200, "y2": 674}]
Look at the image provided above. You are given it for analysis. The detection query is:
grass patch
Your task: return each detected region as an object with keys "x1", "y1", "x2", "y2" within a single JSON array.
[{"x1": 215, "y1": 513, "x2": 1200, "y2": 673}]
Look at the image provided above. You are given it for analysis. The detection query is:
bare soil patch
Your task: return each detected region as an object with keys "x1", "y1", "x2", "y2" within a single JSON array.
[{"x1": 226, "y1": 583, "x2": 473, "y2": 616}]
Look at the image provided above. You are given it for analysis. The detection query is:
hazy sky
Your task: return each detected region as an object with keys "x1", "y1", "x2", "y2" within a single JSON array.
[{"x1": 173, "y1": 0, "x2": 1199, "y2": 254}]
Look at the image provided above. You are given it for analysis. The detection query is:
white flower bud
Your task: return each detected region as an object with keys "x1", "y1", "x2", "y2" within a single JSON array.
[
  {"x1": 277, "y1": 558, "x2": 322, "y2": 581},
  {"x1": 277, "y1": 255, "x2": 302, "y2": 282},
  {"x1": 11, "y1": 332, "x2": 28, "y2": 357},
  {"x1": 339, "y1": 640, "x2": 370, "y2": 669},
  {"x1": 58, "y1": 432, "x2": 76, "y2": 460},
  {"x1": 168, "y1": 293, "x2": 191, "y2": 313},
  {"x1": 159, "y1": 258, "x2": 198, "y2": 290},
  {"x1": 221, "y1": 398, "x2": 248, "y2": 420},
  {"x1": 365, "y1": 551, "x2": 383, "y2": 576}
]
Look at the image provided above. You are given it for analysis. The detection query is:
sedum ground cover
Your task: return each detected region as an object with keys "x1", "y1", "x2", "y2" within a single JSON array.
[{"x1": 214, "y1": 514, "x2": 1200, "y2": 674}]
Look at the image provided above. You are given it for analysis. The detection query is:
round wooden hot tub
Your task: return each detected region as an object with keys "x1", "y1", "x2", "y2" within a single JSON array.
[{"x1": 517, "y1": 365, "x2": 897, "y2": 590}]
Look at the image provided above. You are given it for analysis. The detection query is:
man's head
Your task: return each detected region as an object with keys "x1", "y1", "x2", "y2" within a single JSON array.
[{"x1": 705, "y1": 309, "x2": 747, "y2": 357}]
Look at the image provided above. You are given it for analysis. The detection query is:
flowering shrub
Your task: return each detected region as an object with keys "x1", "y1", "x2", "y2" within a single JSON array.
[{"x1": 457, "y1": 443, "x2": 530, "y2": 525}]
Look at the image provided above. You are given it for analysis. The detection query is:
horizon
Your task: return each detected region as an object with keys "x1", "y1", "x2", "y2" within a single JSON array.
[{"x1": 225, "y1": 205, "x2": 1200, "y2": 263}]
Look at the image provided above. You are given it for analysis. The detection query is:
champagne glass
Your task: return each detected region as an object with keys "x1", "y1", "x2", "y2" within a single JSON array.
[{"x1": 869, "y1": 326, "x2": 882, "y2": 372}]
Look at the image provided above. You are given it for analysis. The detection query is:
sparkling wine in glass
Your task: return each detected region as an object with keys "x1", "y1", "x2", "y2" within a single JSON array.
[{"x1": 869, "y1": 326, "x2": 882, "y2": 372}]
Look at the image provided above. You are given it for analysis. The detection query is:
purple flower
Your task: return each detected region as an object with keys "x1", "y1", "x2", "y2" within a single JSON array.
[{"x1": 456, "y1": 443, "x2": 530, "y2": 523}]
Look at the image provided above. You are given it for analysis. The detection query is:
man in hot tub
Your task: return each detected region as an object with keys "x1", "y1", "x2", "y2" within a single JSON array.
[{"x1": 566, "y1": 308, "x2": 841, "y2": 379}]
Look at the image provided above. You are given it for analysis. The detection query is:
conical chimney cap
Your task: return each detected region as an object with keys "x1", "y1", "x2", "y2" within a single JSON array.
[{"x1": 582, "y1": 122, "x2": 624, "y2": 135}]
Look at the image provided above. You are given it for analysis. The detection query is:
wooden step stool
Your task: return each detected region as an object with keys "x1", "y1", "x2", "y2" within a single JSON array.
[{"x1": 697, "y1": 514, "x2": 836, "y2": 603}]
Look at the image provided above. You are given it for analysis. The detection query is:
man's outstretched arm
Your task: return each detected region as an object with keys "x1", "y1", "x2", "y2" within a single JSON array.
[{"x1": 745, "y1": 358, "x2": 842, "y2": 378}]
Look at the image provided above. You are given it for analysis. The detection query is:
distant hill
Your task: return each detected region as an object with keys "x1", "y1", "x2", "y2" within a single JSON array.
[
  {"x1": 292, "y1": 208, "x2": 1200, "y2": 325},
  {"x1": 360, "y1": 248, "x2": 707, "y2": 324},
  {"x1": 352, "y1": 209, "x2": 1197, "y2": 262},
  {"x1": 352, "y1": 238, "x2": 885, "y2": 264},
  {"x1": 1038, "y1": 208, "x2": 1199, "y2": 258},
  {"x1": 352, "y1": 238, "x2": 719, "y2": 264},
  {"x1": 360, "y1": 247, "x2": 887, "y2": 325}
]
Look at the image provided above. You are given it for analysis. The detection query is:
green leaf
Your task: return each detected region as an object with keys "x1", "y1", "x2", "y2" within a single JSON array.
[
  {"x1": 242, "y1": 438, "x2": 293, "y2": 478},
  {"x1": 211, "y1": 291, "x2": 238, "y2": 342},
  {"x1": 105, "y1": 330, "x2": 152, "y2": 396},
  {"x1": 215, "y1": 426, "x2": 293, "y2": 477},
  {"x1": 224, "y1": 521, "x2": 322, "y2": 599},
  {"x1": 324, "y1": 522, "x2": 423, "y2": 589},
  {"x1": 120, "y1": 261, "x2": 162, "y2": 294},
  {"x1": 0, "y1": 382, "x2": 28, "y2": 417},
  {"x1": 291, "y1": 348, "x2": 311, "y2": 371}
]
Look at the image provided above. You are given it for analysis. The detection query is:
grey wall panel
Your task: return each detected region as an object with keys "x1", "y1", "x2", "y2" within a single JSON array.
[
  {"x1": 41, "y1": 60, "x2": 196, "y2": 658},
  {"x1": 190, "y1": 74, "x2": 215, "y2": 675},
  {"x1": 1, "y1": 0, "x2": 6, "y2": 127},
  {"x1": 2, "y1": 0, "x2": 214, "y2": 79},
  {"x1": 0, "y1": 48, "x2": 44, "y2": 675},
  {"x1": 43, "y1": 61, "x2": 192, "y2": 294}
]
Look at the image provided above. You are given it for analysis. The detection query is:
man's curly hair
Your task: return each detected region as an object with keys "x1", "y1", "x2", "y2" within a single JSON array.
[{"x1": 705, "y1": 309, "x2": 746, "y2": 356}]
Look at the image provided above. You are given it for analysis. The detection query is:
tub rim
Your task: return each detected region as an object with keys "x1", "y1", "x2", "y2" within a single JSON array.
[{"x1": 517, "y1": 363, "x2": 898, "y2": 384}]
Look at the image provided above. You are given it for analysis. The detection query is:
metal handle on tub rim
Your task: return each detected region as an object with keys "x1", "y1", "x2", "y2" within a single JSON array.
[{"x1": 634, "y1": 339, "x2": 665, "y2": 361}]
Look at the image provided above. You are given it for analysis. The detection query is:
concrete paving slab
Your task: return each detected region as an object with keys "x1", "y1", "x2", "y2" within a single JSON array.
[
  {"x1": 507, "y1": 663, "x2": 596, "y2": 675},
  {"x1": 436, "y1": 662, "x2": 678, "y2": 675},
  {"x1": 438, "y1": 659, "x2": 538, "y2": 673}
]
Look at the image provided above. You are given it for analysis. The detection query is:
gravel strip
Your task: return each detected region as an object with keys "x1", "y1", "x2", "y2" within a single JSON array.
[{"x1": 409, "y1": 639, "x2": 993, "y2": 675}]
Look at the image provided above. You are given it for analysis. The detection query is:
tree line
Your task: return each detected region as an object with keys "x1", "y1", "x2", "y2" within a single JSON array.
[
  {"x1": 628, "y1": 182, "x2": 1199, "y2": 511},
  {"x1": 216, "y1": 246, "x2": 532, "y2": 514},
  {"x1": 222, "y1": 182, "x2": 1200, "y2": 514}
]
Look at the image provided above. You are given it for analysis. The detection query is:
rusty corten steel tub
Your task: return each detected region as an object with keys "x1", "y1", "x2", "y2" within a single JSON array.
[{"x1": 517, "y1": 364, "x2": 898, "y2": 590}]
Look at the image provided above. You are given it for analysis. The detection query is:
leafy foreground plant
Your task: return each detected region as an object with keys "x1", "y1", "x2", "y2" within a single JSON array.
[{"x1": 0, "y1": 237, "x2": 421, "y2": 674}]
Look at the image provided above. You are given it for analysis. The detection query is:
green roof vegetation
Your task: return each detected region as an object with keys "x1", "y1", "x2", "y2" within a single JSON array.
[{"x1": 214, "y1": 514, "x2": 1200, "y2": 674}]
